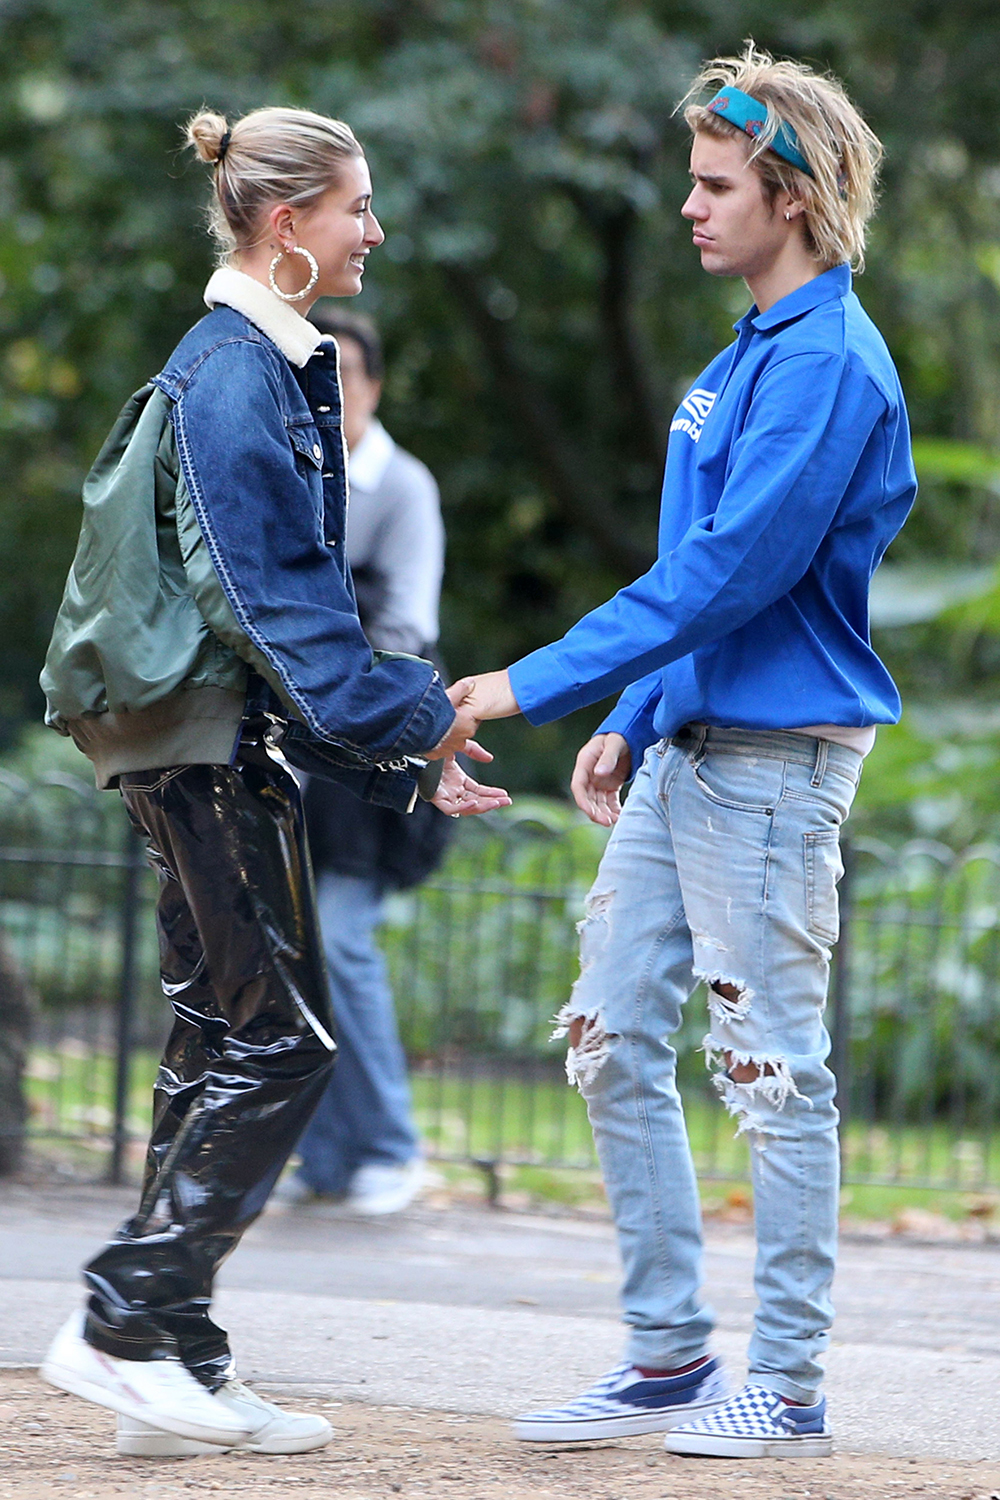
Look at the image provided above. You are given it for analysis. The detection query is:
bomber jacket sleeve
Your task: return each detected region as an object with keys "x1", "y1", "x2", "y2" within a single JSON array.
[
  {"x1": 169, "y1": 338, "x2": 455, "y2": 759},
  {"x1": 508, "y1": 352, "x2": 887, "y2": 725}
]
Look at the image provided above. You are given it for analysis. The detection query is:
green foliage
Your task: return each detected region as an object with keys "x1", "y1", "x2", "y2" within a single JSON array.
[
  {"x1": 3, "y1": 2, "x2": 1000, "y2": 802},
  {"x1": 911, "y1": 438, "x2": 1000, "y2": 487},
  {"x1": 5, "y1": 763, "x2": 1000, "y2": 1189},
  {"x1": 854, "y1": 708, "x2": 1000, "y2": 846},
  {"x1": 846, "y1": 844, "x2": 1000, "y2": 1125}
]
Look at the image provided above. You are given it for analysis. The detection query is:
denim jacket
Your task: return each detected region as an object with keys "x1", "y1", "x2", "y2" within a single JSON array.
[{"x1": 41, "y1": 271, "x2": 455, "y2": 805}]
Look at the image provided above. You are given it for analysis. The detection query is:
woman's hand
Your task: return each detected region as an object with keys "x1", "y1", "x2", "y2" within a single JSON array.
[
  {"x1": 424, "y1": 679, "x2": 483, "y2": 759},
  {"x1": 425, "y1": 672, "x2": 521, "y2": 759},
  {"x1": 570, "y1": 733, "x2": 632, "y2": 827},
  {"x1": 430, "y1": 744, "x2": 511, "y2": 817}
]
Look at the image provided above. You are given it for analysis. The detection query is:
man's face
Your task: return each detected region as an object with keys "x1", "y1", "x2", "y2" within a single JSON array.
[
  {"x1": 681, "y1": 131, "x2": 789, "y2": 283},
  {"x1": 337, "y1": 334, "x2": 382, "y2": 452}
]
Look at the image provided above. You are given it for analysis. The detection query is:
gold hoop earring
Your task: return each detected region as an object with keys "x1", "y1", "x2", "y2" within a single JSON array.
[{"x1": 268, "y1": 245, "x2": 320, "y2": 303}]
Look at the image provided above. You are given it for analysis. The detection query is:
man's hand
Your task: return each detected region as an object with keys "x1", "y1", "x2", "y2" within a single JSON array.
[
  {"x1": 430, "y1": 744, "x2": 511, "y2": 817},
  {"x1": 458, "y1": 669, "x2": 521, "y2": 722},
  {"x1": 570, "y1": 733, "x2": 632, "y2": 827},
  {"x1": 425, "y1": 672, "x2": 521, "y2": 759}
]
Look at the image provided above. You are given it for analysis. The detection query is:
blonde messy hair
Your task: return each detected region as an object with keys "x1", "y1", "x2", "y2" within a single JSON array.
[
  {"x1": 185, "y1": 106, "x2": 364, "y2": 261},
  {"x1": 681, "y1": 43, "x2": 883, "y2": 271}
]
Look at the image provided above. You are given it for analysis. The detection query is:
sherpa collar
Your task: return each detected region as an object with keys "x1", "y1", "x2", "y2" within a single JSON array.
[{"x1": 203, "y1": 267, "x2": 325, "y2": 368}]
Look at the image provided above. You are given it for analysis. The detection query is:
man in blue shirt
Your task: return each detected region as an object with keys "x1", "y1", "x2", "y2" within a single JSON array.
[{"x1": 462, "y1": 46, "x2": 915, "y2": 1459}]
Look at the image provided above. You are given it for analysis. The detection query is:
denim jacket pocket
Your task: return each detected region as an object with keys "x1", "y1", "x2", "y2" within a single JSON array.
[
  {"x1": 285, "y1": 421, "x2": 324, "y2": 471},
  {"x1": 803, "y1": 828, "x2": 844, "y2": 944}
]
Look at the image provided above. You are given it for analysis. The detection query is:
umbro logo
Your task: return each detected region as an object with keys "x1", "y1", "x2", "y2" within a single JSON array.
[{"x1": 669, "y1": 387, "x2": 717, "y2": 443}]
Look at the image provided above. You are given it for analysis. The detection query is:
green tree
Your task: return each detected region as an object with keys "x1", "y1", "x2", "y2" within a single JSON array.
[{"x1": 4, "y1": 0, "x2": 1000, "y2": 810}]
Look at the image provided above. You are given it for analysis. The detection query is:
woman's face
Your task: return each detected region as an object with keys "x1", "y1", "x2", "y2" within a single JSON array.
[{"x1": 278, "y1": 155, "x2": 385, "y2": 301}]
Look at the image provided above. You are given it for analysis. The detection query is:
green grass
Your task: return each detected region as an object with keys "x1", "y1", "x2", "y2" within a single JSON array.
[
  {"x1": 22, "y1": 1044, "x2": 1000, "y2": 1230},
  {"x1": 24, "y1": 1043, "x2": 160, "y2": 1142},
  {"x1": 836, "y1": 1180, "x2": 998, "y2": 1223}
]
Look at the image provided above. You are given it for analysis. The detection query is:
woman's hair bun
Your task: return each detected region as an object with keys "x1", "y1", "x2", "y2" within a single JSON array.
[{"x1": 185, "y1": 110, "x2": 230, "y2": 164}]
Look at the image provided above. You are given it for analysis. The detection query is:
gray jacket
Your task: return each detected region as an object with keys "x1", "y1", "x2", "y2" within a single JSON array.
[{"x1": 345, "y1": 418, "x2": 444, "y2": 657}]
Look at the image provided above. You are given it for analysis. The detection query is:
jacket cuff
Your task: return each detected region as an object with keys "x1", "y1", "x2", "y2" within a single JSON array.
[{"x1": 389, "y1": 672, "x2": 455, "y2": 756}]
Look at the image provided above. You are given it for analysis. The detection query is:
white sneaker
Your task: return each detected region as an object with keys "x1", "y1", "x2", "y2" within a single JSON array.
[
  {"x1": 116, "y1": 1380, "x2": 334, "y2": 1456},
  {"x1": 40, "y1": 1312, "x2": 251, "y2": 1448},
  {"x1": 345, "y1": 1158, "x2": 425, "y2": 1216}
]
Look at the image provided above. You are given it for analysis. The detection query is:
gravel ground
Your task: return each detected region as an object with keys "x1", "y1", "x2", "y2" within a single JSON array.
[{"x1": 0, "y1": 1373, "x2": 997, "y2": 1500}]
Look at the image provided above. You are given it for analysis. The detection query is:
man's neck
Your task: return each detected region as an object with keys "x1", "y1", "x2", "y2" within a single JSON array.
[{"x1": 745, "y1": 243, "x2": 822, "y2": 315}]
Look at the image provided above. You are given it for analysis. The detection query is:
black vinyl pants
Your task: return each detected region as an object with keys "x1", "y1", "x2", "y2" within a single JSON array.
[{"x1": 82, "y1": 756, "x2": 336, "y2": 1389}]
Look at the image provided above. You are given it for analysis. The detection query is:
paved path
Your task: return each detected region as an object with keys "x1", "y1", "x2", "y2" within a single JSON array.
[{"x1": 2, "y1": 1182, "x2": 999, "y2": 1461}]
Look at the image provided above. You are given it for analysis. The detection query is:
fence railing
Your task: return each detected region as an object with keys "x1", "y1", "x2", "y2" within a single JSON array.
[{"x1": 3, "y1": 772, "x2": 1000, "y2": 1195}]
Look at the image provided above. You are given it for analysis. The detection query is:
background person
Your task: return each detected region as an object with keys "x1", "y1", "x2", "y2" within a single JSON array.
[
  {"x1": 459, "y1": 46, "x2": 914, "y2": 1460},
  {"x1": 37, "y1": 104, "x2": 507, "y2": 1460},
  {"x1": 281, "y1": 307, "x2": 451, "y2": 1215}
]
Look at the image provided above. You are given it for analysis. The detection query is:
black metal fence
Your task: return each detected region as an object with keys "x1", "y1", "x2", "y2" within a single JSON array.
[{"x1": 3, "y1": 770, "x2": 1000, "y2": 1195}]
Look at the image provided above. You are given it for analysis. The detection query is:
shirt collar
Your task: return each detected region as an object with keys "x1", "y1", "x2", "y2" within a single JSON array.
[
  {"x1": 348, "y1": 418, "x2": 396, "y2": 490},
  {"x1": 736, "y1": 263, "x2": 852, "y2": 334},
  {"x1": 203, "y1": 267, "x2": 326, "y2": 368}
]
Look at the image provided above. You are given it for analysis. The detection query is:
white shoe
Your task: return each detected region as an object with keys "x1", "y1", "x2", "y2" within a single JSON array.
[
  {"x1": 116, "y1": 1380, "x2": 334, "y2": 1456},
  {"x1": 345, "y1": 1158, "x2": 425, "y2": 1216},
  {"x1": 40, "y1": 1312, "x2": 251, "y2": 1448}
]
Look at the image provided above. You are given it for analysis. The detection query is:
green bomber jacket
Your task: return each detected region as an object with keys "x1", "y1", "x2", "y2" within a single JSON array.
[{"x1": 42, "y1": 381, "x2": 274, "y2": 787}]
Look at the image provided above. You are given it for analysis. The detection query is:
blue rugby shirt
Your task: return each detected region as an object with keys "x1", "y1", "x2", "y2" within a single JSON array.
[{"x1": 507, "y1": 264, "x2": 916, "y2": 770}]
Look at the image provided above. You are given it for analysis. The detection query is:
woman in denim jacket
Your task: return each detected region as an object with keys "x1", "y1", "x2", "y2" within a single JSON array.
[{"x1": 40, "y1": 105, "x2": 508, "y2": 1458}]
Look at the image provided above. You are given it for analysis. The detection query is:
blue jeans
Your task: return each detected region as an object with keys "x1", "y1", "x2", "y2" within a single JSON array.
[
  {"x1": 561, "y1": 725, "x2": 860, "y2": 1403},
  {"x1": 295, "y1": 872, "x2": 419, "y2": 1195}
]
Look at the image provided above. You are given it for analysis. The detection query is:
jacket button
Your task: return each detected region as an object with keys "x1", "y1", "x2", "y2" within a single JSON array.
[{"x1": 312, "y1": 443, "x2": 323, "y2": 461}]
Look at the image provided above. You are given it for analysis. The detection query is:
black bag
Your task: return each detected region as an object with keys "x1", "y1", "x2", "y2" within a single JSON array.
[{"x1": 303, "y1": 771, "x2": 453, "y2": 891}]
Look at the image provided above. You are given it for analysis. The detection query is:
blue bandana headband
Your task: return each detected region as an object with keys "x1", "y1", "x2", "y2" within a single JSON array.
[{"x1": 705, "y1": 85, "x2": 814, "y2": 178}]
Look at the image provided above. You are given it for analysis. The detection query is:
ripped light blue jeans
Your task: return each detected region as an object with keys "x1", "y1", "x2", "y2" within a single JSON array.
[{"x1": 560, "y1": 724, "x2": 860, "y2": 1403}]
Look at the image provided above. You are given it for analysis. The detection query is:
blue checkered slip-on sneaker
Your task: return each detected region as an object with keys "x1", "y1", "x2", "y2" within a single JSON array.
[
  {"x1": 663, "y1": 1382, "x2": 832, "y2": 1458},
  {"x1": 513, "y1": 1358, "x2": 728, "y2": 1442}
]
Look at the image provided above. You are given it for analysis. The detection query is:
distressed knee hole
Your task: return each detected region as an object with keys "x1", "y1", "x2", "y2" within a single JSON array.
[
  {"x1": 576, "y1": 885, "x2": 616, "y2": 939},
  {"x1": 586, "y1": 888, "x2": 615, "y2": 919},
  {"x1": 702, "y1": 1039, "x2": 806, "y2": 1141},
  {"x1": 726, "y1": 1055, "x2": 771, "y2": 1084},
  {"x1": 570, "y1": 889, "x2": 615, "y2": 1002},
  {"x1": 551, "y1": 1004, "x2": 611, "y2": 1091},
  {"x1": 697, "y1": 969, "x2": 755, "y2": 1022}
]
